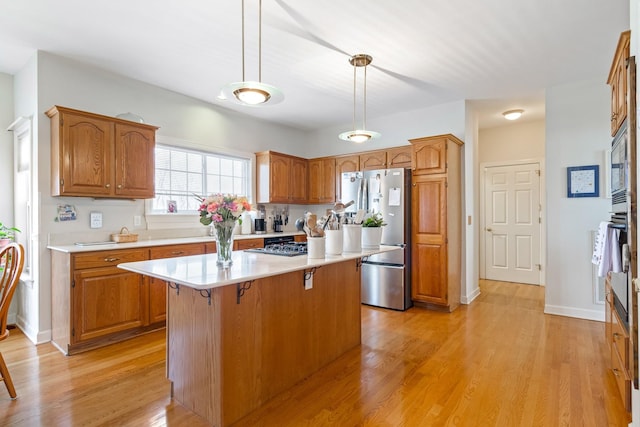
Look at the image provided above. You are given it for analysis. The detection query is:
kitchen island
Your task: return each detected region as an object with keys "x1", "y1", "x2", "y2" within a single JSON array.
[{"x1": 118, "y1": 246, "x2": 398, "y2": 426}]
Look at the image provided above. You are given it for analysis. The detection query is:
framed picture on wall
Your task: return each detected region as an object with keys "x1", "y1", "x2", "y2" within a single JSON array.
[{"x1": 567, "y1": 165, "x2": 599, "y2": 198}]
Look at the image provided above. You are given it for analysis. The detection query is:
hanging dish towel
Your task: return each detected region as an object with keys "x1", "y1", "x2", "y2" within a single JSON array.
[{"x1": 592, "y1": 222, "x2": 621, "y2": 277}]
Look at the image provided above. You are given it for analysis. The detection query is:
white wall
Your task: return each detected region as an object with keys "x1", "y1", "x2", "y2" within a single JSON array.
[
  {"x1": 0, "y1": 72, "x2": 14, "y2": 224},
  {"x1": 479, "y1": 120, "x2": 545, "y2": 164},
  {"x1": 545, "y1": 79, "x2": 612, "y2": 321}
]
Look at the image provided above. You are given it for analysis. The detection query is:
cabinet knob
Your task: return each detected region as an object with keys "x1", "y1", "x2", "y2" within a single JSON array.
[
  {"x1": 613, "y1": 368, "x2": 621, "y2": 377},
  {"x1": 117, "y1": 184, "x2": 122, "y2": 189},
  {"x1": 105, "y1": 184, "x2": 111, "y2": 188},
  {"x1": 614, "y1": 332, "x2": 622, "y2": 340},
  {"x1": 104, "y1": 257, "x2": 120, "y2": 262}
]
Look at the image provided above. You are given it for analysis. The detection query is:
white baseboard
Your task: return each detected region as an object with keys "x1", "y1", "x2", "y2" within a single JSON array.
[
  {"x1": 544, "y1": 304, "x2": 605, "y2": 322},
  {"x1": 16, "y1": 314, "x2": 52, "y2": 345},
  {"x1": 461, "y1": 286, "x2": 481, "y2": 304}
]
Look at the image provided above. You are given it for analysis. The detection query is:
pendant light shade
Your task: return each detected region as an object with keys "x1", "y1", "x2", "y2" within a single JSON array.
[
  {"x1": 339, "y1": 54, "x2": 381, "y2": 143},
  {"x1": 221, "y1": 0, "x2": 283, "y2": 106}
]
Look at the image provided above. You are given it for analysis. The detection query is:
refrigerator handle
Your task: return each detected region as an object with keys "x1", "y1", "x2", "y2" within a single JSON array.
[
  {"x1": 362, "y1": 177, "x2": 368, "y2": 211},
  {"x1": 356, "y1": 178, "x2": 363, "y2": 211}
]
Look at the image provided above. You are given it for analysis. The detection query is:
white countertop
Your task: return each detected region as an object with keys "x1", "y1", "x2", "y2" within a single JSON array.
[
  {"x1": 118, "y1": 245, "x2": 400, "y2": 290},
  {"x1": 47, "y1": 231, "x2": 305, "y2": 253}
]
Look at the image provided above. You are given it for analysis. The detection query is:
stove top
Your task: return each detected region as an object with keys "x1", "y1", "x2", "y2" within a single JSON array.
[{"x1": 245, "y1": 242, "x2": 307, "y2": 257}]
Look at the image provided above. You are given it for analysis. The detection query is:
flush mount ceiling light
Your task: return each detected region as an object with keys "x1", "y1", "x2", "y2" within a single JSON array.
[
  {"x1": 220, "y1": 0, "x2": 283, "y2": 106},
  {"x1": 339, "y1": 54, "x2": 381, "y2": 143},
  {"x1": 503, "y1": 109, "x2": 524, "y2": 120}
]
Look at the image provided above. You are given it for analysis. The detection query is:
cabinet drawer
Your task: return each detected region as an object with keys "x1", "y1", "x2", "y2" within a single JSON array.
[
  {"x1": 235, "y1": 238, "x2": 264, "y2": 250},
  {"x1": 73, "y1": 249, "x2": 148, "y2": 270},
  {"x1": 612, "y1": 338, "x2": 632, "y2": 411},
  {"x1": 150, "y1": 243, "x2": 205, "y2": 259},
  {"x1": 611, "y1": 308, "x2": 629, "y2": 368}
]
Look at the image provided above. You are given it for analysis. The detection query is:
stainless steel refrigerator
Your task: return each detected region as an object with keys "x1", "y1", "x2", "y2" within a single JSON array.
[{"x1": 341, "y1": 168, "x2": 412, "y2": 311}]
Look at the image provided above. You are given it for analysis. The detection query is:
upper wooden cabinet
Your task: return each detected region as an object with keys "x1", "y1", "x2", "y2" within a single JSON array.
[
  {"x1": 256, "y1": 151, "x2": 308, "y2": 204},
  {"x1": 359, "y1": 150, "x2": 387, "y2": 170},
  {"x1": 359, "y1": 146, "x2": 412, "y2": 170},
  {"x1": 386, "y1": 146, "x2": 413, "y2": 169},
  {"x1": 608, "y1": 30, "x2": 631, "y2": 136},
  {"x1": 308, "y1": 157, "x2": 336, "y2": 204},
  {"x1": 46, "y1": 106, "x2": 158, "y2": 199},
  {"x1": 410, "y1": 134, "x2": 461, "y2": 175}
]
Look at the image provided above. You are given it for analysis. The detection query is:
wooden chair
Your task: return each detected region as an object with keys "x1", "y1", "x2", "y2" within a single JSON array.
[{"x1": 0, "y1": 243, "x2": 25, "y2": 399}]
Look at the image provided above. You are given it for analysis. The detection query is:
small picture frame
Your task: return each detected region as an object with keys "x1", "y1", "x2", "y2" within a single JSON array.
[
  {"x1": 567, "y1": 165, "x2": 599, "y2": 198},
  {"x1": 167, "y1": 200, "x2": 178, "y2": 213}
]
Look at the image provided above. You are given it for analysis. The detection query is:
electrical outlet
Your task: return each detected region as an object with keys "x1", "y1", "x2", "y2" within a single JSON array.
[
  {"x1": 90, "y1": 212, "x2": 103, "y2": 229},
  {"x1": 133, "y1": 215, "x2": 141, "y2": 227}
]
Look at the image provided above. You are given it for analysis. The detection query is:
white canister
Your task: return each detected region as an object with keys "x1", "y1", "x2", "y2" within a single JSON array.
[
  {"x1": 241, "y1": 211, "x2": 252, "y2": 234},
  {"x1": 325, "y1": 229, "x2": 343, "y2": 255},
  {"x1": 307, "y1": 237, "x2": 326, "y2": 259},
  {"x1": 343, "y1": 224, "x2": 362, "y2": 252}
]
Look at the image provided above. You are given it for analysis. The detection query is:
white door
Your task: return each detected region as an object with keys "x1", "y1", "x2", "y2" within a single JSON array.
[{"x1": 484, "y1": 163, "x2": 541, "y2": 285}]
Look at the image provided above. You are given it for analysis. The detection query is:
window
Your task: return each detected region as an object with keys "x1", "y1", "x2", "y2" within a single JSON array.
[
  {"x1": 150, "y1": 145, "x2": 251, "y2": 214},
  {"x1": 8, "y1": 116, "x2": 33, "y2": 284}
]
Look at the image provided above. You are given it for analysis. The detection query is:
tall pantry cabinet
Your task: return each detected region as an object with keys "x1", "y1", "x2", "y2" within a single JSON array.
[{"x1": 409, "y1": 134, "x2": 463, "y2": 311}]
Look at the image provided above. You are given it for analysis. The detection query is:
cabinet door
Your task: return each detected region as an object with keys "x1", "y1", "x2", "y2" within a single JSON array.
[
  {"x1": 411, "y1": 175, "x2": 448, "y2": 305},
  {"x1": 308, "y1": 158, "x2": 336, "y2": 204},
  {"x1": 73, "y1": 266, "x2": 146, "y2": 343},
  {"x1": 386, "y1": 146, "x2": 412, "y2": 169},
  {"x1": 359, "y1": 150, "x2": 386, "y2": 170},
  {"x1": 269, "y1": 154, "x2": 291, "y2": 203},
  {"x1": 308, "y1": 159, "x2": 323, "y2": 204},
  {"x1": 115, "y1": 123, "x2": 156, "y2": 198},
  {"x1": 290, "y1": 157, "x2": 308, "y2": 203},
  {"x1": 412, "y1": 138, "x2": 447, "y2": 175},
  {"x1": 60, "y1": 112, "x2": 113, "y2": 196}
]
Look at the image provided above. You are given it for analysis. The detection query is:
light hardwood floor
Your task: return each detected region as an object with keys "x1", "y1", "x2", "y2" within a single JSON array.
[{"x1": 0, "y1": 280, "x2": 631, "y2": 426}]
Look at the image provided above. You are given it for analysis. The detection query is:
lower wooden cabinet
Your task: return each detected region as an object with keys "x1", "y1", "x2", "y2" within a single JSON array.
[
  {"x1": 605, "y1": 278, "x2": 632, "y2": 414},
  {"x1": 52, "y1": 248, "x2": 151, "y2": 354},
  {"x1": 72, "y1": 265, "x2": 147, "y2": 343}
]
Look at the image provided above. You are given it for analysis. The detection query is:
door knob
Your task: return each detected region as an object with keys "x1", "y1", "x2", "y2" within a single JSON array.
[{"x1": 486, "y1": 228, "x2": 492, "y2": 232}]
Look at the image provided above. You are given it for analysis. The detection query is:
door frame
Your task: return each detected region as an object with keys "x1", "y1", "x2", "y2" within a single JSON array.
[{"x1": 479, "y1": 158, "x2": 546, "y2": 284}]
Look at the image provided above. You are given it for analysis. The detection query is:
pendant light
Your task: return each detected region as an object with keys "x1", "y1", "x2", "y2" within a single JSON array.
[
  {"x1": 339, "y1": 54, "x2": 381, "y2": 143},
  {"x1": 221, "y1": 0, "x2": 283, "y2": 106}
]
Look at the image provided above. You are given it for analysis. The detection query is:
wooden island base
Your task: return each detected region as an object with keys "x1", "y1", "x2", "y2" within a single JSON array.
[{"x1": 167, "y1": 258, "x2": 362, "y2": 426}]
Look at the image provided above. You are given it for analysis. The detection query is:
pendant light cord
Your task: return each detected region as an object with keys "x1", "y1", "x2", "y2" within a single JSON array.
[
  {"x1": 352, "y1": 62, "x2": 356, "y2": 132},
  {"x1": 240, "y1": 0, "x2": 263, "y2": 83},
  {"x1": 259, "y1": 0, "x2": 262, "y2": 83},
  {"x1": 241, "y1": 0, "x2": 245, "y2": 82},
  {"x1": 363, "y1": 63, "x2": 367, "y2": 130}
]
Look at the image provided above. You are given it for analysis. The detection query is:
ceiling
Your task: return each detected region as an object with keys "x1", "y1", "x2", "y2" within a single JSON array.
[{"x1": 0, "y1": 0, "x2": 629, "y2": 131}]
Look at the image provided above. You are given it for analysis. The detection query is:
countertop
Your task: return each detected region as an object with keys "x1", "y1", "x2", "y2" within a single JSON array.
[
  {"x1": 47, "y1": 231, "x2": 306, "y2": 253},
  {"x1": 118, "y1": 245, "x2": 399, "y2": 290}
]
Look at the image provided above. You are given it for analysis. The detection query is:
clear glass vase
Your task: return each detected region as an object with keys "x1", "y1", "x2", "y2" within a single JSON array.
[{"x1": 214, "y1": 219, "x2": 237, "y2": 267}]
